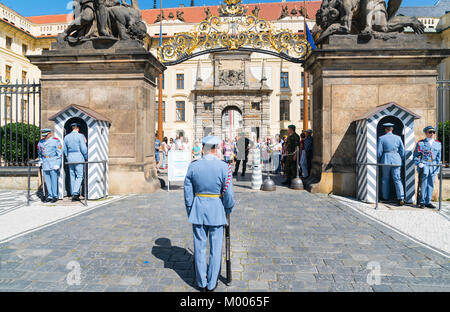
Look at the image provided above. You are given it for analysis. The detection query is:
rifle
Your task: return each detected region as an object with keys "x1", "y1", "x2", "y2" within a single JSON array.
[
  {"x1": 225, "y1": 213, "x2": 231, "y2": 285},
  {"x1": 417, "y1": 166, "x2": 423, "y2": 208},
  {"x1": 40, "y1": 165, "x2": 46, "y2": 202}
]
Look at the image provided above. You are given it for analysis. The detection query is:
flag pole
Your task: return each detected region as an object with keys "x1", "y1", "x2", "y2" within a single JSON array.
[
  {"x1": 302, "y1": 0, "x2": 309, "y2": 132},
  {"x1": 158, "y1": 0, "x2": 163, "y2": 142}
]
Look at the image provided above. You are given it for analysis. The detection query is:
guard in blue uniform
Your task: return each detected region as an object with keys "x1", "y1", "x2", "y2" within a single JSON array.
[
  {"x1": 64, "y1": 123, "x2": 88, "y2": 201},
  {"x1": 37, "y1": 128, "x2": 62, "y2": 202},
  {"x1": 413, "y1": 126, "x2": 442, "y2": 209},
  {"x1": 377, "y1": 123, "x2": 405, "y2": 205},
  {"x1": 184, "y1": 136, "x2": 235, "y2": 292}
]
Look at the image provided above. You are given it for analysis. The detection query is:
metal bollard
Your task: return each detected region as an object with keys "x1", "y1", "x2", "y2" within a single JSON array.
[
  {"x1": 260, "y1": 147, "x2": 276, "y2": 191},
  {"x1": 290, "y1": 146, "x2": 303, "y2": 190}
]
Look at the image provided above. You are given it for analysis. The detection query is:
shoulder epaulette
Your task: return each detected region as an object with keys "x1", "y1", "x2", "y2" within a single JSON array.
[
  {"x1": 436, "y1": 140, "x2": 440, "y2": 143},
  {"x1": 53, "y1": 137, "x2": 59, "y2": 140}
]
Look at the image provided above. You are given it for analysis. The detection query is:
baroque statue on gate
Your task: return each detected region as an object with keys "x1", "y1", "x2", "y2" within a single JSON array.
[
  {"x1": 57, "y1": 0, "x2": 147, "y2": 45},
  {"x1": 314, "y1": 0, "x2": 425, "y2": 43}
]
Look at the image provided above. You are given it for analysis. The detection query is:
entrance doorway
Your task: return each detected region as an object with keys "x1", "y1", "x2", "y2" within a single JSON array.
[
  {"x1": 63, "y1": 117, "x2": 88, "y2": 196},
  {"x1": 222, "y1": 106, "x2": 242, "y2": 141},
  {"x1": 376, "y1": 116, "x2": 405, "y2": 201}
]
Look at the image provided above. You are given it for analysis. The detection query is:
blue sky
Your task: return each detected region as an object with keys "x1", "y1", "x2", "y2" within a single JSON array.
[{"x1": 0, "y1": 0, "x2": 441, "y2": 17}]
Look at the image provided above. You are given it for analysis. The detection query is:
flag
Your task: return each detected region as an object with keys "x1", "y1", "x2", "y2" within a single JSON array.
[{"x1": 305, "y1": 23, "x2": 316, "y2": 50}]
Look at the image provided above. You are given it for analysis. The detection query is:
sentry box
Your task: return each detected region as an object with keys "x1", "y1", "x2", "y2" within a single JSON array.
[
  {"x1": 355, "y1": 102, "x2": 421, "y2": 204},
  {"x1": 49, "y1": 104, "x2": 111, "y2": 200}
]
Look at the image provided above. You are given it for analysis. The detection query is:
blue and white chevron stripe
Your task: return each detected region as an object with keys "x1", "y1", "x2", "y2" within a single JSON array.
[
  {"x1": 53, "y1": 107, "x2": 109, "y2": 200},
  {"x1": 357, "y1": 104, "x2": 417, "y2": 204}
]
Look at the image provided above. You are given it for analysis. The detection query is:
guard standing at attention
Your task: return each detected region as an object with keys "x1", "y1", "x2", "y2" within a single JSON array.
[
  {"x1": 64, "y1": 123, "x2": 88, "y2": 201},
  {"x1": 377, "y1": 123, "x2": 405, "y2": 206},
  {"x1": 37, "y1": 128, "x2": 63, "y2": 202},
  {"x1": 282, "y1": 125, "x2": 300, "y2": 186},
  {"x1": 184, "y1": 136, "x2": 235, "y2": 292},
  {"x1": 413, "y1": 126, "x2": 442, "y2": 209}
]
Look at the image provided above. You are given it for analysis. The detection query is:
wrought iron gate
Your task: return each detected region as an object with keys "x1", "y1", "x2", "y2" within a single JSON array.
[{"x1": 0, "y1": 81, "x2": 41, "y2": 167}]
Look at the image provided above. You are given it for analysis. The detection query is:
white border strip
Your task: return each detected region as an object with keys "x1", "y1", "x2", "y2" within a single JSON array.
[
  {"x1": 330, "y1": 195, "x2": 450, "y2": 259},
  {"x1": 0, "y1": 196, "x2": 129, "y2": 244}
]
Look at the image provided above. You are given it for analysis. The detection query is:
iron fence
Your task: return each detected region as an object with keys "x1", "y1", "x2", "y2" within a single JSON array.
[{"x1": 0, "y1": 81, "x2": 41, "y2": 167}]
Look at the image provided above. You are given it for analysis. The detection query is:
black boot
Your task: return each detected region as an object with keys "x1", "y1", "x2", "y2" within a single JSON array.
[
  {"x1": 425, "y1": 203, "x2": 436, "y2": 209},
  {"x1": 72, "y1": 195, "x2": 80, "y2": 202},
  {"x1": 51, "y1": 198, "x2": 58, "y2": 203},
  {"x1": 282, "y1": 179, "x2": 291, "y2": 186}
]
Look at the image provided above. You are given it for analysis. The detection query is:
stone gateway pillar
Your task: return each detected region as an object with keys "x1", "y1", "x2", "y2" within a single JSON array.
[
  {"x1": 304, "y1": 34, "x2": 449, "y2": 197},
  {"x1": 29, "y1": 40, "x2": 166, "y2": 194}
]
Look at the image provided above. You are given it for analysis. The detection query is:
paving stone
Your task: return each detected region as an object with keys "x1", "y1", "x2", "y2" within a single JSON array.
[{"x1": 0, "y1": 183, "x2": 448, "y2": 292}]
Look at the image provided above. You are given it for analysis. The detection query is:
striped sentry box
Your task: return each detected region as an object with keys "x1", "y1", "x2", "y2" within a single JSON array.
[
  {"x1": 49, "y1": 105, "x2": 111, "y2": 200},
  {"x1": 356, "y1": 102, "x2": 421, "y2": 204}
]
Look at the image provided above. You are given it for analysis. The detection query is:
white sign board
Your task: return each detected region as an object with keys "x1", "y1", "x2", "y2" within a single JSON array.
[{"x1": 167, "y1": 151, "x2": 191, "y2": 190}]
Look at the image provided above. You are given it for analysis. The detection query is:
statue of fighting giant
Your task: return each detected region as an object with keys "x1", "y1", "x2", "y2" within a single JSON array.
[
  {"x1": 314, "y1": 0, "x2": 425, "y2": 43},
  {"x1": 57, "y1": 0, "x2": 147, "y2": 44}
]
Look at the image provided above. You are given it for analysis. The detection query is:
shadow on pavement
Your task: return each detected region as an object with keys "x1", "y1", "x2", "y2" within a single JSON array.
[{"x1": 151, "y1": 237, "x2": 199, "y2": 289}]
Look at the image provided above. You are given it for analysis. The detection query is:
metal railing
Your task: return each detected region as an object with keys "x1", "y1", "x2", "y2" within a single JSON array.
[
  {"x1": 1, "y1": 81, "x2": 41, "y2": 167},
  {"x1": 27, "y1": 160, "x2": 107, "y2": 207},
  {"x1": 357, "y1": 162, "x2": 447, "y2": 211}
]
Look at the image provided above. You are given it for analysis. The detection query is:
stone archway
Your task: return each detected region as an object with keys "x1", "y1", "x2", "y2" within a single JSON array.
[{"x1": 222, "y1": 106, "x2": 243, "y2": 141}]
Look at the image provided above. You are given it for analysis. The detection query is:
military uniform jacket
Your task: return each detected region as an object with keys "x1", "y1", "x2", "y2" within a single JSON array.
[
  {"x1": 184, "y1": 154, "x2": 235, "y2": 226},
  {"x1": 64, "y1": 131, "x2": 88, "y2": 163},
  {"x1": 377, "y1": 133, "x2": 404, "y2": 165},
  {"x1": 38, "y1": 137, "x2": 63, "y2": 171},
  {"x1": 413, "y1": 139, "x2": 441, "y2": 175},
  {"x1": 287, "y1": 132, "x2": 300, "y2": 154}
]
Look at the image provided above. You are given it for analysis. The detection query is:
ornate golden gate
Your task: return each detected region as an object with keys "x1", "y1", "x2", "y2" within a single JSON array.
[{"x1": 158, "y1": 0, "x2": 312, "y2": 66}]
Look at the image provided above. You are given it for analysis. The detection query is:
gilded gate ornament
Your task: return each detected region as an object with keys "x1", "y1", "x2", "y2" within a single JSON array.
[{"x1": 158, "y1": 0, "x2": 311, "y2": 66}]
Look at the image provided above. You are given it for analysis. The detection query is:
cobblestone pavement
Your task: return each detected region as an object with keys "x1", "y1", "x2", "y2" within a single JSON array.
[
  {"x1": 0, "y1": 190, "x2": 27, "y2": 215},
  {"x1": 441, "y1": 202, "x2": 450, "y2": 220},
  {"x1": 0, "y1": 175, "x2": 449, "y2": 292}
]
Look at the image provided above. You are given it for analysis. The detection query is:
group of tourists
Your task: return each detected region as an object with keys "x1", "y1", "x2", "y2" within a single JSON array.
[{"x1": 37, "y1": 123, "x2": 87, "y2": 203}]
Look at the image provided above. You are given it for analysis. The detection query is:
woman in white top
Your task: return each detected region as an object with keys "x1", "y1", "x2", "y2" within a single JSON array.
[{"x1": 161, "y1": 137, "x2": 168, "y2": 169}]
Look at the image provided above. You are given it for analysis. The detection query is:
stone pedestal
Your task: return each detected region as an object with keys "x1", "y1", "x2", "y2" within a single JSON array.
[
  {"x1": 304, "y1": 34, "x2": 449, "y2": 197},
  {"x1": 28, "y1": 40, "x2": 166, "y2": 194}
]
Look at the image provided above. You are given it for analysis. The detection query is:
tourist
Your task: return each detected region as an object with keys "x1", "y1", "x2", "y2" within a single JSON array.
[
  {"x1": 183, "y1": 137, "x2": 190, "y2": 152},
  {"x1": 281, "y1": 134, "x2": 288, "y2": 174},
  {"x1": 273, "y1": 135, "x2": 282, "y2": 174},
  {"x1": 155, "y1": 133, "x2": 161, "y2": 169},
  {"x1": 223, "y1": 139, "x2": 232, "y2": 164},
  {"x1": 161, "y1": 137, "x2": 168, "y2": 170},
  {"x1": 282, "y1": 125, "x2": 300, "y2": 186},
  {"x1": 176, "y1": 135, "x2": 185, "y2": 150},
  {"x1": 192, "y1": 139, "x2": 202, "y2": 161},
  {"x1": 304, "y1": 129, "x2": 313, "y2": 178},
  {"x1": 300, "y1": 132, "x2": 308, "y2": 178},
  {"x1": 168, "y1": 138, "x2": 175, "y2": 151},
  {"x1": 233, "y1": 133, "x2": 252, "y2": 177}
]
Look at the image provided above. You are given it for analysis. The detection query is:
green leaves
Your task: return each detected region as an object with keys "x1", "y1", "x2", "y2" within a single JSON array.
[{"x1": 0, "y1": 122, "x2": 40, "y2": 164}]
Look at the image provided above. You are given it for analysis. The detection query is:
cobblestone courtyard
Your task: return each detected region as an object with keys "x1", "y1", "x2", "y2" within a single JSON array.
[{"x1": 0, "y1": 181, "x2": 449, "y2": 292}]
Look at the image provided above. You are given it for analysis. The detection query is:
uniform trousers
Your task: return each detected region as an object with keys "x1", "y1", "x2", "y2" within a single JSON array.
[
  {"x1": 193, "y1": 224, "x2": 224, "y2": 290},
  {"x1": 69, "y1": 163, "x2": 84, "y2": 196},
  {"x1": 43, "y1": 169, "x2": 59, "y2": 199},
  {"x1": 420, "y1": 166, "x2": 437, "y2": 205},
  {"x1": 381, "y1": 165, "x2": 404, "y2": 200}
]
